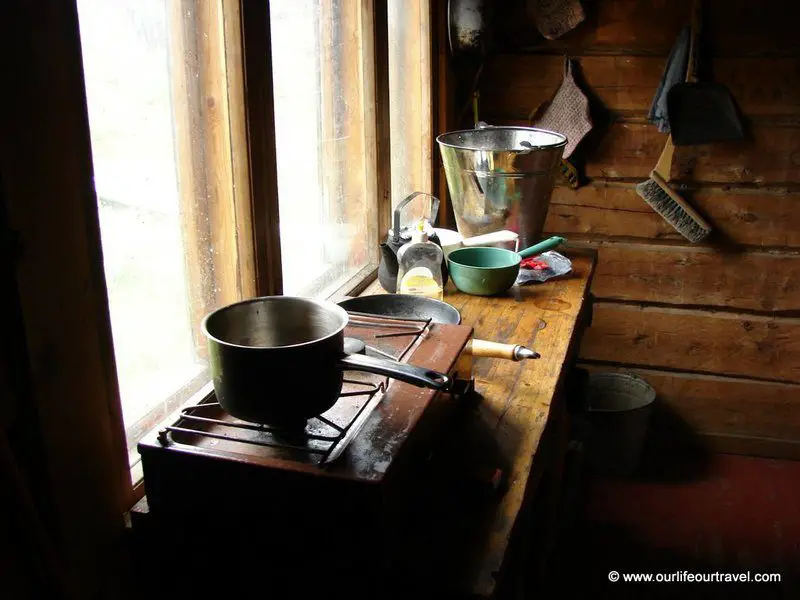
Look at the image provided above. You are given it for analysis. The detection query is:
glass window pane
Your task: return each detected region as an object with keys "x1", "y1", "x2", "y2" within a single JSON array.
[
  {"x1": 388, "y1": 0, "x2": 432, "y2": 221},
  {"x1": 76, "y1": 0, "x2": 243, "y2": 457},
  {"x1": 270, "y1": 0, "x2": 378, "y2": 297}
]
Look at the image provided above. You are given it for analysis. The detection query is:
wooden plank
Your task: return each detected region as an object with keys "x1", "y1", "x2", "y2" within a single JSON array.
[
  {"x1": 571, "y1": 240, "x2": 800, "y2": 312},
  {"x1": 168, "y1": 0, "x2": 214, "y2": 351},
  {"x1": 545, "y1": 183, "x2": 800, "y2": 248},
  {"x1": 580, "y1": 364, "x2": 800, "y2": 443},
  {"x1": 240, "y1": 0, "x2": 283, "y2": 295},
  {"x1": 492, "y1": 120, "x2": 800, "y2": 185},
  {"x1": 581, "y1": 121, "x2": 665, "y2": 180},
  {"x1": 481, "y1": 54, "x2": 800, "y2": 118},
  {"x1": 701, "y1": 434, "x2": 800, "y2": 461},
  {"x1": 498, "y1": 0, "x2": 687, "y2": 55},
  {"x1": 222, "y1": 0, "x2": 258, "y2": 300},
  {"x1": 580, "y1": 302, "x2": 800, "y2": 382},
  {"x1": 671, "y1": 125, "x2": 800, "y2": 185},
  {"x1": 450, "y1": 252, "x2": 595, "y2": 596},
  {"x1": 169, "y1": 0, "x2": 257, "y2": 337},
  {"x1": 369, "y1": 0, "x2": 393, "y2": 253},
  {"x1": 433, "y1": 0, "x2": 456, "y2": 227},
  {"x1": 359, "y1": 252, "x2": 597, "y2": 597},
  {"x1": 498, "y1": 0, "x2": 800, "y2": 57},
  {"x1": 198, "y1": 1, "x2": 243, "y2": 308}
]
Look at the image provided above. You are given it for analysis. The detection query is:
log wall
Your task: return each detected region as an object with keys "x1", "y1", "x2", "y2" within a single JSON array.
[{"x1": 480, "y1": 0, "x2": 800, "y2": 458}]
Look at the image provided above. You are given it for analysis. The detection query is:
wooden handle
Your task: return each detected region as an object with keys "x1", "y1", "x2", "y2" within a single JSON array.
[
  {"x1": 654, "y1": 136, "x2": 675, "y2": 180},
  {"x1": 466, "y1": 339, "x2": 539, "y2": 361}
]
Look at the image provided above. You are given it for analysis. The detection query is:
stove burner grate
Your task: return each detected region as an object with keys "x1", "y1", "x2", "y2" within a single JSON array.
[{"x1": 156, "y1": 310, "x2": 433, "y2": 464}]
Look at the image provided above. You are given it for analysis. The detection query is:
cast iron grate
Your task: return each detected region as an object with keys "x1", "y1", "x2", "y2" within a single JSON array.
[{"x1": 155, "y1": 311, "x2": 433, "y2": 464}]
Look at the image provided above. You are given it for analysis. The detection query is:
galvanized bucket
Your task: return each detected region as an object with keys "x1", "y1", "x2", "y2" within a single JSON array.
[
  {"x1": 587, "y1": 372, "x2": 656, "y2": 476},
  {"x1": 436, "y1": 126, "x2": 567, "y2": 249}
]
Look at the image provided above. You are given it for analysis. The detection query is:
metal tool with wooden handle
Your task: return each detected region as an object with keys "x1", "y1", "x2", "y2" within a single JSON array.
[{"x1": 466, "y1": 339, "x2": 539, "y2": 361}]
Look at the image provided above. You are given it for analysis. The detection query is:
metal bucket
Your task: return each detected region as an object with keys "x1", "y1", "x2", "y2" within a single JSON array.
[
  {"x1": 436, "y1": 126, "x2": 567, "y2": 249},
  {"x1": 586, "y1": 372, "x2": 656, "y2": 476}
]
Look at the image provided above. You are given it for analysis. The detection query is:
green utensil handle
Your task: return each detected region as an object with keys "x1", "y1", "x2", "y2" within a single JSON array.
[{"x1": 518, "y1": 236, "x2": 567, "y2": 259}]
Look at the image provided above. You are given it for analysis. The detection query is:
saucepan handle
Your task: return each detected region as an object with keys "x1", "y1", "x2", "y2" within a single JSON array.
[{"x1": 339, "y1": 354, "x2": 451, "y2": 390}]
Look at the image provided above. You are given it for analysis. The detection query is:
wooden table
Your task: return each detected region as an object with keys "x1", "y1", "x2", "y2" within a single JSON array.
[{"x1": 361, "y1": 250, "x2": 596, "y2": 598}]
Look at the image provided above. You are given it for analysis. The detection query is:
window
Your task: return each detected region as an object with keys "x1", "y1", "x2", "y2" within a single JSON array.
[
  {"x1": 388, "y1": 0, "x2": 433, "y2": 212},
  {"x1": 75, "y1": 0, "x2": 432, "y2": 479},
  {"x1": 76, "y1": 0, "x2": 252, "y2": 464},
  {"x1": 270, "y1": 0, "x2": 379, "y2": 297}
]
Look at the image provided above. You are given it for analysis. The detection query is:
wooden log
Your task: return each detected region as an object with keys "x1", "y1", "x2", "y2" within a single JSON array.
[
  {"x1": 545, "y1": 183, "x2": 800, "y2": 248},
  {"x1": 580, "y1": 364, "x2": 800, "y2": 442},
  {"x1": 593, "y1": 123, "x2": 800, "y2": 184},
  {"x1": 489, "y1": 120, "x2": 800, "y2": 184},
  {"x1": 569, "y1": 240, "x2": 800, "y2": 311},
  {"x1": 699, "y1": 434, "x2": 800, "y2": 460},
  {"x1": 481, "y1": 54, "x2": 800, "y2": 118},
  {"x1": 580, "y1": 302, "x2": 800, "y2": 382},
  {"x1": 498, "y1": 0, "x2": 800, "y2": 57}
]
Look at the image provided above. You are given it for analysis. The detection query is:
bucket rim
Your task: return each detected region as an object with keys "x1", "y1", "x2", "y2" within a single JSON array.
[
  {"x1": 587, "y1": 372, "x2": 656, "y2": 412},
  {"x1": 436, "y1": 126, "x2": 568, "y2": 151}
]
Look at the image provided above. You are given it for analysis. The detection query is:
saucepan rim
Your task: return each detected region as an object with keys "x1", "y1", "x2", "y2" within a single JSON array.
[
  {"x1": 201, "y1": 296, "x2": 348, "y2": 351},
  {"x1": 448, "y1": 246, "x2": 522, "y2": 270}
]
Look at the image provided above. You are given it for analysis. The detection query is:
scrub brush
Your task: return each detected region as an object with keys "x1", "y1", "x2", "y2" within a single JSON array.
[{"x1": 635, "y1": 136, "x2": 712, "y2": 242}]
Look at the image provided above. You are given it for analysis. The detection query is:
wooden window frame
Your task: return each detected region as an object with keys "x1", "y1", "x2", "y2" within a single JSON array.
[{"x1": 125, "y1": 0, "x2": 393, "y2": 497}]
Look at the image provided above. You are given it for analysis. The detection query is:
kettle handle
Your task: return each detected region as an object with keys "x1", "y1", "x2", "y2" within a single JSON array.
[{"x1": 392, "y1": 192, "x2": 441, "y2": 243}]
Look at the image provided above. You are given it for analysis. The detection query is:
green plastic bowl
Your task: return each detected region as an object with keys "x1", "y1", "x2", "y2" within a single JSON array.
[{"x1": 447, "y1": 247, "x2": 521, "y2": 296}]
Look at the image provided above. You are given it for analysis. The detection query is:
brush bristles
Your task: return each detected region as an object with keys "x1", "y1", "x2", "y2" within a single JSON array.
[{"x1": 635, "y1": 178, "x2": 711, "y2": 243}]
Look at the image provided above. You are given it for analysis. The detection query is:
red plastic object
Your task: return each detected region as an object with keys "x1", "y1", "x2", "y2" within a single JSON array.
[{"x1": 521, "y1": 257, "x2": 549, "y2": 270}]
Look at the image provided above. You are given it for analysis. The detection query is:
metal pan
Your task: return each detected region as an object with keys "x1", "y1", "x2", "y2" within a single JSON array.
[
  {"x1": 339, "y1": 294, "x2": 461, "y2": 325},
  {"x1": 338, "y1": 295, "x2": 538, "y2": 361},
  {"x1": 202, "y1": 297, "x2": 450, "y2": 427}
]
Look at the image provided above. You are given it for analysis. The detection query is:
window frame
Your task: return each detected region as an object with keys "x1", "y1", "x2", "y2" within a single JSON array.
[{"x1": 125, "y1": 0, "x2": 397, "y2": 499}]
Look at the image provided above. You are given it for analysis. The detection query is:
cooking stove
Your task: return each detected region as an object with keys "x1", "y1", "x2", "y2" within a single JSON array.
[{"x1": 133, "y1": 312, "x2": 502, "y2": 597}]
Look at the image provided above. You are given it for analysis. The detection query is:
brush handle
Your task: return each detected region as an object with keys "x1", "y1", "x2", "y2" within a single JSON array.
[
  {"x1": 654, "y1": 136, "x2": 676, "y2": 180},
  {"x1": 650, "y1": 171, "x2": 712, "y2": 232}
]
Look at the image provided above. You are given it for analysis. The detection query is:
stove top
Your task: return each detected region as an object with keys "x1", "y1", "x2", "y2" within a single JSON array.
[
  {"x1": 138, "y1": 313, "x2": 473, "y2": 485},
  {"x1": 132, "y1": 313, "x2": 505, "y2": 598}
]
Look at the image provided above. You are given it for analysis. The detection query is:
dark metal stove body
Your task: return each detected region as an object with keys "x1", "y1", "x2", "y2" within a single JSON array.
[{"x1": 134, "y1": 314, "x2": 498, "y2": 597}]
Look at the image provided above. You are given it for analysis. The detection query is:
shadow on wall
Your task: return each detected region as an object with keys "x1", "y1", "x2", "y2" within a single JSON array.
[{"x1": 633, "y1": 401, "x2": 714, "y2": 482}]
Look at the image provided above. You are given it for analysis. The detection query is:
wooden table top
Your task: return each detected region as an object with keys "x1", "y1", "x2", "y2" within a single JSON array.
[{"x1": 361, "y1": 250, "x2": 597, "y2": 597}]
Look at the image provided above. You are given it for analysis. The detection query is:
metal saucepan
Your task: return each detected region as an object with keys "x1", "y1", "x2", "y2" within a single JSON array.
[
  {"x1": 201, "y1": 297, "x2": 450, "y2": 427},
  {"x1": 337, "y1": 295, "x2": 538, "y2": 361}
]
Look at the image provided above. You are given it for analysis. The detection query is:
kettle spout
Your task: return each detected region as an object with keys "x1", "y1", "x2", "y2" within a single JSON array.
[
  {"x1": 378, "y1": 242, "x2": 400, "y2": 292},
  {"x1": 379, "y1": 242, "x2": 398, "y2": 271}
]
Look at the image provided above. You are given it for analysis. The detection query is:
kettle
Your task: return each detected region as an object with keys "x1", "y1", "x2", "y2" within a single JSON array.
[{"x1": 378, "y1": 192, "x2": 449, "y2": 292}]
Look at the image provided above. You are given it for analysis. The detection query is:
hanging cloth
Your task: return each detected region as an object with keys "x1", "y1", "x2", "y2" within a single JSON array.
[
  {"x1": 647, "y1": 25, "x2": 691, "y2": 132},
  {"x1": 535, "y1": 58, "x2": 592, "y2": 159}
]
